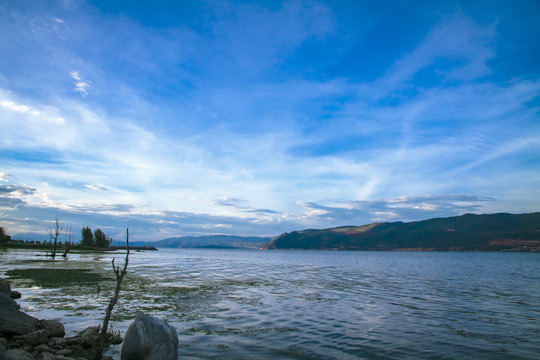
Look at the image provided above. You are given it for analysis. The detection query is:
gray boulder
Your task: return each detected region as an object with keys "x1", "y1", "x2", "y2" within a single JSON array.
[
  {"x1": 77, "y1": 326, "x2": 100, "y2": 347},
  {"x1": 40, "y1": 319, "x2": 65, "y2": 338},
  {"x1": 121, "y1": 313, "x2": 178, "y2": 360},
  {"x1": 0, "y1": 277, "x2": 22, "y2": 299},
  {"x1": 0, "y1": 293, "x2": 40, "y2": 335},
  {"x1": 27, "y1": 329, "x2": 49, "y2": 346}
]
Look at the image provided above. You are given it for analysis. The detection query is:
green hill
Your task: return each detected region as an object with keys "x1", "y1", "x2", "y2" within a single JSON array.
[
  {"x1": 263, "y1": 212, "x2": 540, "y2": 251},
  {"x1": 149, "y1": 235, "x2": 270, "y2": 249}
]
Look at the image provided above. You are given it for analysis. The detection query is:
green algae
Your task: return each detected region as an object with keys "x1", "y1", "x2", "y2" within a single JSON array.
[{"x1": 6, "y1": 268, "x2": 111, "y2": 288}]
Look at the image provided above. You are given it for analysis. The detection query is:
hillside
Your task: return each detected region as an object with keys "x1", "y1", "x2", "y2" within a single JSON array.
[
  {"x1": 133, "y1": 235, "x2": 271, "y2": 249},
  {"x1": 263, "y1": 213, "x2": 540, "y2": 251},
  {"x1": 12, "y1": 232, "x2": 51, "y2": 243}
]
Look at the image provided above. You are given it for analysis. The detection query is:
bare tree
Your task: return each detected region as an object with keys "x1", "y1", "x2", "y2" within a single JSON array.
[
  {"x1": 97, "y1": 228, "x2": 130, "y2": 356},
  {"x1": 48, "y1": 215, "x2": 63, "y2": 259},
  {"x1": 62, "y1": 224, "x2": 73, "y2": 257}
]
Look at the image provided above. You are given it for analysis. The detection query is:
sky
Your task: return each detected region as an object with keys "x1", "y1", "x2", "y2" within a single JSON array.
[{"x1": 1, "y1": 0, "x2": 539, "y2": 242}]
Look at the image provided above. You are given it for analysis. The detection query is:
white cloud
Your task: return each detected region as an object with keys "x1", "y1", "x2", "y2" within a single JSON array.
[
  {"x1": 84, "y1": 184, "x2": 109, "y2": 191},
  {"x1": 70, "y1": 71, "x2": 91, "y2": 96},
  {"x1": 1, "y1": 100, "x2": 39, "y2": 115},
  {"x1": 0, "y1": 96, "x2": 66, "y2": 125}
]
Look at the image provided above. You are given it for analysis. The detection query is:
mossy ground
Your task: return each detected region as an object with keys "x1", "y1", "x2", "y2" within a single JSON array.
[{"x1": 5, "y1": 268, "x2": 111, "y2": 288}]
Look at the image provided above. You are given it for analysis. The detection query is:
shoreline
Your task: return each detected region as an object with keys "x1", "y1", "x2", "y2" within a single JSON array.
[
  {"x1": 0, "y1": 244, "x2": 157, "y2": 252},
  {"x1": 0, "y1": 277, "x2": 120, "y2": 360}
]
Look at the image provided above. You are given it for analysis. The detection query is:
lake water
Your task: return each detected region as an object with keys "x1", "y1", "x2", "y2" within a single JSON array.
[{"x1": 1, "y1": 248, "x2": 539, "y2": 359}]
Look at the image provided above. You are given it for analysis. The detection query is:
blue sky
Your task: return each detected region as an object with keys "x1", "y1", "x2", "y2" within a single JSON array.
[{"x1": 1, "y1": 0, "x2": 539, "y2": 242}]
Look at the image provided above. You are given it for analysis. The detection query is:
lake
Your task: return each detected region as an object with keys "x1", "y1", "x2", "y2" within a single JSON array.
[{"x1": 1, "y1": 248, "x2": 539, "y2": 359}]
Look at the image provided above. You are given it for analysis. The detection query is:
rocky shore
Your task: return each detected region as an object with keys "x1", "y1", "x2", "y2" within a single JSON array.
[{"x1": 0, "y1": 277, "x2": 115, "y2": 360}]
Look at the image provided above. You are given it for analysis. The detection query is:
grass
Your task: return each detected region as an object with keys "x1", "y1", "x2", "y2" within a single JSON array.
[{"x1": 6, "y1": 268, "x2": 111, "y2": 288}]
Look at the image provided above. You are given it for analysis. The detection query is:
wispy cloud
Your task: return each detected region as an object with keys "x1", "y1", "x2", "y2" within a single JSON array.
[
  {"x1": 84, "y1": 184, "x2": 109, "y2": 191},
  {"x1": 212, "y1": 197, "x2": 249, "y2": 208},
  {"x1": 0, "y1": 184, "x2": 36, "y2": 196},
  {"x1": 379, "y1": 13, "x2": 495, "y2": 91},
  {"x1": 297, "y1": 194, "x2": 496, "y2": 227}
]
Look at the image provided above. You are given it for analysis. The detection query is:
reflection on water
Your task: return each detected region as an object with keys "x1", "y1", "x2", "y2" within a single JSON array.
[{"x1": 1, "y1": 249, "x2": 539, "y2": 359}]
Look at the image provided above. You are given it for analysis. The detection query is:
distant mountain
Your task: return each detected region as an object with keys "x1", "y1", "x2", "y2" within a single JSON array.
[
  {"x1": 12, "y1": 232, "x2": 51, "y2": 243},
  {"x1": 129, "y1": 235, "x2": 271, "y2": 249},
  {"x1": 263, "y1": 213, "x2": 540, "y2": 251}
]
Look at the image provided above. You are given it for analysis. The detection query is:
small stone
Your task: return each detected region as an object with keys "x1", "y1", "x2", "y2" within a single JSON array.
[
  {"x1": 5, "y1": 348, "x2": 36, "y2": 360},
  {"x1": 10, "y1": 291, "x2": 22, "y2": 299},
  {"x1": 53, "y1": 337, "x2": 67, "y2": 346},
  {"x1": 34, "y1": 344, "x2": 53, "y2": 353},
  {"x1": 55, "y1": 349, "x2": 72, "y2": 356},
  {"x1": 27, "y1": 330, "x2": 49, "y2": 346},
  {"x1": 36, "y1": 352, "x2": 55, "y2": 360},
  {"x1": 65, "y1": 337, "x2": 83, "y2": 346},
  {"x1": 50, "y1": 356, "x2": 74, "y2": 360}
]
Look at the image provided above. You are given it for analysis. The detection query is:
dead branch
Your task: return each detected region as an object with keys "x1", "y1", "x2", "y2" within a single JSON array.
[
  {"x1": 97, "y1": 228, "x2": 130, "y2": 357},
  {"x1": 48, "y1": 215, "x2": 63, "y2": 259}
]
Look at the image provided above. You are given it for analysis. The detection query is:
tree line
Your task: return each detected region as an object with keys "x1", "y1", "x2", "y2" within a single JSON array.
[
  {"x1": 81, "y1": 227, "x2": 113, "y2": 248},
  {"x1": 0, "y1": 225, "x2": 11, "y2": 244},
  {"x1": 0, "y1": 224, "x2": 113, "y2": 250}
]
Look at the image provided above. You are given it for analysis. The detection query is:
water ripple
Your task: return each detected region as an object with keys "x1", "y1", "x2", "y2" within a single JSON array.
[{"x1": 1, "y1": 249, "x2": 539, "y2": 359}]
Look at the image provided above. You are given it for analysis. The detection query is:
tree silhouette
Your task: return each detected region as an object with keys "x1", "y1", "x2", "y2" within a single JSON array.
[
  {"x1": 81, "y1": 227, "x2": 94, "y2": 247},
  {"x1": 48, "y1": 215, "x2": 63, "y2": 259}
]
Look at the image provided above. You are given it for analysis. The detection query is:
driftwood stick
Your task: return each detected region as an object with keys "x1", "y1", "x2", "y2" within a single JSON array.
[{"x1": 97, "y1": 228, "x2": 130, "y2": 356}]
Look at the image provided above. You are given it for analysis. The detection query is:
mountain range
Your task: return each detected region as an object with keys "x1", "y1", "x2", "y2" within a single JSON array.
[
  {"x1": 128, "y1": 235, "x2": 270, "y2": 249},
  {"x1": 263, "y1": 212, "x2": 540, "y2": 251},
  {"x1": 12, "y1": 212, "x2": 540, "y2": 251}
]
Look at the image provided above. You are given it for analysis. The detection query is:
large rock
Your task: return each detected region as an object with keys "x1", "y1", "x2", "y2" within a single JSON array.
[
  {"x1": 0, "y1": 293, "x2": 40, "y2": 335},
  {"x1": 121, "y1": 313, "x2": 178, "y2": 360},
  {"x1": 76, "y1": 326, "x2": 100, "y2": 347},
  {"x1": 0, "y1": 277, "x2": 22, "y2": 299},
  {"x1": 0, "y1": 278, "x2": 12, "y2": 296}
]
